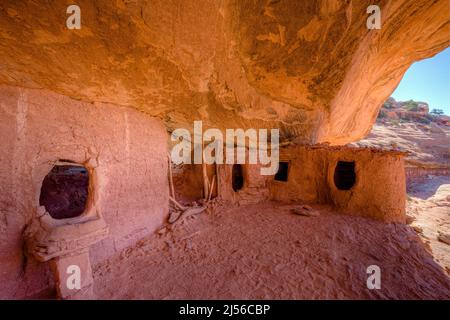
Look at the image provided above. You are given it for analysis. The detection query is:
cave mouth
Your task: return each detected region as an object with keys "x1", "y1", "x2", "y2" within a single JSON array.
[
  {"x1": 232, "y1": 164, "x2": 244, "y2": 192},
  {"x1": 334, "y1": 161, "x2": 356, "y2": 190},
  {"x1": 39, "y1": 162, "x2": 89, "y2": 219},
  {"x1": 274, "y1": 162, "x2": 289, "y2": 182}
]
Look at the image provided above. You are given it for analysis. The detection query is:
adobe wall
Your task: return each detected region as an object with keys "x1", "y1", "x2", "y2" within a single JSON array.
[
  {"x1": 218, "y1": 163, "x2": 271, "y2": 205},
  {"x1": 271, "y1": 146, "x2": 406, "y2": 223},
  {"x1": 270, "y1": 147, "x2": 331, "y2": 204},
  {"x1": 270, "y1": 146, "x2": 406, "y2": 223},
  {"x1": 172, "y1": 164, "x2": 218, "y2": 202},
  {"x1": 218, "y1": 145, "x2": 406, "y2": 223},
  {"x1": 326, "y1": 148, "x2": 406, "y2": 223},
  {"x1": 0, "y1": 85, "x2": 169, "y2": 298}
]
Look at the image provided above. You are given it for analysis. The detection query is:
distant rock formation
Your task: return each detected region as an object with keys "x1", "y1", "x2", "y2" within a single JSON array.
[
  {"x1": 377, "y1": 97, "x2": 449, "y2": 126},
  {"x1": 354, "y1": 97, "x2": 450, "y2": 182}
]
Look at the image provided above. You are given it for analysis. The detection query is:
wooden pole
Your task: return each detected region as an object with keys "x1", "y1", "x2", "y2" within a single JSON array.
[
  {"x1": 202, "y1": 150, "x2": 209, "y2": 200},
  {"x1": 215, "y1": 164, "x2": 220, "y2": 198},
  {"x1": 167, "y1": 153, "x2": 175, "y2": 200},
  {"x1": 208, "y1": 175, "x2": 216, "y2": 202}
]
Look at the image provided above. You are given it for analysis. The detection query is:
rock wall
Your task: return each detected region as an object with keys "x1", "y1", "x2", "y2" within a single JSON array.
[
  {"x1": 0, "y1": 0, "x2": 448, "y2": 144},
  {"x1": 0, "y1": 85, "x2": 169, "y2": 298},
  {"x1": 406, "y1": 166, "x2": 450, "y2": 186}
]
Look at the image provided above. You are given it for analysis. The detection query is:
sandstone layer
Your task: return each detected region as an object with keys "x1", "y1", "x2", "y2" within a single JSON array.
[{"x1": 0, "y1": 0, "x2": 449, "y2": 144}]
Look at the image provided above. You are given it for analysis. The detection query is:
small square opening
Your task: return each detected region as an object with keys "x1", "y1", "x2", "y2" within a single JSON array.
[{"x1": 274, "y1": 162, "x2": 289, "y2": 182}]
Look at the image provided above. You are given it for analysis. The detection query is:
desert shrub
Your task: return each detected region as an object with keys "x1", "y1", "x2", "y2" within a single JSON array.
[
  {"x1": 431, "y1": 108, "x2": 444, "y2": 115},
  {"x1": 404, "y1": 100, "x2": 419, "y2": 112},
  {"x1": 416, "y1": 117, "x2": 431, "y2": 124},
  {"x1": 383, "y1": 101, "x2": 394, "y2": 109},
  {"x1": 377, "y1": 109, "x2": 387, "y2": 119},
  {"x1": 398, "y1": 113, "x2": 411, "y2": 122},
  {"x1": 425, "y1": 114, "x2": 436, "y2": 122}
]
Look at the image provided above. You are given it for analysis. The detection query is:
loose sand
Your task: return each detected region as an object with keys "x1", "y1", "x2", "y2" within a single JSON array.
[{"x1": 93, "y1": 200, "x2": 450, "y2": 299}]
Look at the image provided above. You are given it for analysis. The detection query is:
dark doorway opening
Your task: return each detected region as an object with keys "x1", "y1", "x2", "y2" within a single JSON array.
[
  {"x1": 232, "y1": 164, "x2": 244, "y2": 192},
  {"x1": 39, "y1": 163, "x2": 89, "y2": 219},
  {"x1": 334, "y1": 161, "x2": 356, "y2": 190},
  {"x1": 274, "y1": 162, "x2": 289, "y2": 182}
]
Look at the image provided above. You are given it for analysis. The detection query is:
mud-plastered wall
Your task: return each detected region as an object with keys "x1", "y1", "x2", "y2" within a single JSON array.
[
  {"x1": 0, "y1": 85, "x2": 168, "y2": 298},
  {"x1": 218, "y1": 163, "x2": 271, "y2": 205},
  {"x1": 269, "y1": 146, "x2": 406, "y2": 223},
  {"x1": 327, "y1": 149, "x2": 406, "y2": 223},
  {"x1": 270, "y1": 147, "x2": 331, "y2": 204},
  {"x1": 172, "y1": 164, "x2": 218, "y2": 202}
]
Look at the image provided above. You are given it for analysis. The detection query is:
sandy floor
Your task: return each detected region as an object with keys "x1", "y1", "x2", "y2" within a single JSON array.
[{"x1": 92, "y1": 201, "x2": 450, "y2": 299}]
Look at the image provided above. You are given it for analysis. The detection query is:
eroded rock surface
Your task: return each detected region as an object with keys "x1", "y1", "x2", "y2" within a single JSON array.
[{"x1": 0, "y1": 0, "x2": 448, "y2": 143}]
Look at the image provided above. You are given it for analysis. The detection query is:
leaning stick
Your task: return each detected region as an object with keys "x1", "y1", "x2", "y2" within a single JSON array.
[
  {"x1": 172, "y1": 206, "x2": 206, "y2": 227},
  {"x1": 167, "y1": 153, "x2": 175, "y2": 200},
  {"x1": 215, "y1": 164, "x2": 220, "y2": 198},
  {"x1": 202, "y1": 150, "x2": 209, "y2": 200},
  {"x1": 169, "y1": 196, "x2": 186, "y2": 211},
  {"x1": 208, "y1": 175, "x2": 216, "y2": 202}
]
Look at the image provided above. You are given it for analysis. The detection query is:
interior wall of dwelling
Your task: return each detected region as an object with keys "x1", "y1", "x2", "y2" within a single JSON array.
[{"x1": 0, "y1": 85, "x2": 169, "y2": 298}]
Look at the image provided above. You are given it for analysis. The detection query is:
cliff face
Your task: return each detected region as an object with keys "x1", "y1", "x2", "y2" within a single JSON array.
[
  {"x1": 0, "y1": 0, "x2": 449, "y2": 144},
  {"x1": 354, "y1": 97, "x2": 450, "y2": 170}
]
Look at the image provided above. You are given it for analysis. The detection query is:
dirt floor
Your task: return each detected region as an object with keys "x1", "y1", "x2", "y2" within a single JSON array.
[{"x1": 92, "y1": 199, "x2": 450, "y2": 299}]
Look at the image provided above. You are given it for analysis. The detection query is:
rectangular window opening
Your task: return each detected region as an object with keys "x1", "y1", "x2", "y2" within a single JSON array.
[{"x1": 274, "y1": 161, "x2": 289, "y2": 182}]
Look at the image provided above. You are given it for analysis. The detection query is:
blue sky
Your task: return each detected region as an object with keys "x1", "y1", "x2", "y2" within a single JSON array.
[{"x1": 391, "y1": 47, "x2": 450, "y2": 116}]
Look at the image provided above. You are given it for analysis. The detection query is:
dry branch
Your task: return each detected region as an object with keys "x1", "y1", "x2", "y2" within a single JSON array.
[{"x1": 169, "y1": 196, "x2": 186, "y2": 211}]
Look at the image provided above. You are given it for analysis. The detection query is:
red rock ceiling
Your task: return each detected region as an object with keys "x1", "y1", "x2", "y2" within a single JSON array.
[{"x1": 0, "y1": 0, "x2": 448, "y2": 144}]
